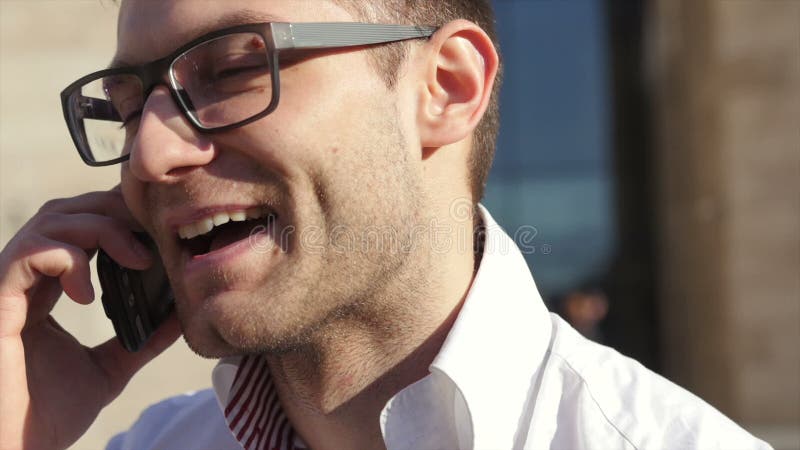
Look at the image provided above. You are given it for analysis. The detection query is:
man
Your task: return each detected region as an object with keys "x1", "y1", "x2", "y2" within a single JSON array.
[{"x1": 0, "y1": 1, "x2": 771, "y2": 449}]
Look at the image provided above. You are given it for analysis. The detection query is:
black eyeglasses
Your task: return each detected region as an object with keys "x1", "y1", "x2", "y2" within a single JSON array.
[{"x1": 60, "y1": 22, "x2": 437, "y2": 166}]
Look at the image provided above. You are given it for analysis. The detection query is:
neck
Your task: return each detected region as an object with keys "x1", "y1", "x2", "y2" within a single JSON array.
[{"x1": 265, "y1": 205, "x2": 480, "y2": 450}]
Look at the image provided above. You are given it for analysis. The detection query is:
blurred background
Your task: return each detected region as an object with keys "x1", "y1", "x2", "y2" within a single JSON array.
[{"x1": 1, "y1": 1, "x2": 798, "y2": 449}]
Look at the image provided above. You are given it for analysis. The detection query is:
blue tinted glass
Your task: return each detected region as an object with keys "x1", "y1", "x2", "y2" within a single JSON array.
[{"x1": 485, "y1": 0, "x2": 615, "y2": 304}]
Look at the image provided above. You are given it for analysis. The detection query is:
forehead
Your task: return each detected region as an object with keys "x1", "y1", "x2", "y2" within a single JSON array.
[{"x1": 115, "y1": 0, "x2": 354, "y2": 66}]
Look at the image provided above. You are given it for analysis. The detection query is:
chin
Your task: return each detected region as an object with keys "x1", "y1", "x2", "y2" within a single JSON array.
[
  {"x1": 178, "y1": 309, "x2": 240, "y2": 359},
  {"x1": 174, "y1": 290, "x2": 319, "y2": 358}
]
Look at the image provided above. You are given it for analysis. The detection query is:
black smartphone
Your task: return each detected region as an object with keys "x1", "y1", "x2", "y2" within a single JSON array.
[{"x1": 96, "y1": 232, "x2": 175, "y2": 352}]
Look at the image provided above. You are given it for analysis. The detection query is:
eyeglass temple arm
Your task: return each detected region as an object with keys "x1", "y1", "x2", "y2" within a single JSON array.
[
  {"x1": 75, "y1": 95, "x2": 122, "y2": 122},
  {"x1": 270, "y1": 23, "x2": 437, "y2": 50}
]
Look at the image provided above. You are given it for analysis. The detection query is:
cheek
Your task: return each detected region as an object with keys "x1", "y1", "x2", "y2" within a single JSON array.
[
  {"x1": 120, "y1": 166, "x2": 149, "y2": 229},
  {"x1": 278, "y1": 56, "x2": 384, "y2": 135}
]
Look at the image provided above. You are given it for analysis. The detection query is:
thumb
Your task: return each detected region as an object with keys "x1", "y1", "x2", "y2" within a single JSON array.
[{"x1": 90, "y1": 313, "x2": 182, "y2": 400}]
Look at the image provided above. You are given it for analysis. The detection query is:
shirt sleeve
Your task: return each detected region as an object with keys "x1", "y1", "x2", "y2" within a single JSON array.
[{"x1": 104, "y1": 389, "x2": 242, "y2": 450}]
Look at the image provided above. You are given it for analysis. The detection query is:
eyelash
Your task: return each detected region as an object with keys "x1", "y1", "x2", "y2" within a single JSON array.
[{"x1": 120, "y1": 111, "x2": 142, "y2": 129}]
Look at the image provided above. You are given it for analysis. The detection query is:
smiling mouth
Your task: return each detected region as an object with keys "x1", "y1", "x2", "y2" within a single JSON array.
[{"x1": 178, "y1": 206, "x2": 278, "y2": 257}]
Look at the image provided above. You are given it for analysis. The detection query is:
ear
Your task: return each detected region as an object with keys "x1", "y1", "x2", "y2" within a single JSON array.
[{"x1": 417, "y1": 20, "x2": 499, "y2": 151}]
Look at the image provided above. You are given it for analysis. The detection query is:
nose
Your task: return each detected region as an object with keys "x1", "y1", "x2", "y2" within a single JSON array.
[{"x1": 126, "y1": 86, "x2": 217, "y2": 182}]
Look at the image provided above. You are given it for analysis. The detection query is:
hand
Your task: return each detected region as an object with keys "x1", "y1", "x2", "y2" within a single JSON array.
[{"x1": 0, "y1": 189, "x2": 182, "y2": 450}]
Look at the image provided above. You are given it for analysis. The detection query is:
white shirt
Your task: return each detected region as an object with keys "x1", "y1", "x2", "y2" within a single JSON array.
[{"x1": 107, "y1": 206, "x2": 772, "y2": 450}]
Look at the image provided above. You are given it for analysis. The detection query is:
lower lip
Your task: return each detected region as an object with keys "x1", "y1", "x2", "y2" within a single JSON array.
[{"x1": 181, "y1": 225, "x2": 275, "y2": 278}]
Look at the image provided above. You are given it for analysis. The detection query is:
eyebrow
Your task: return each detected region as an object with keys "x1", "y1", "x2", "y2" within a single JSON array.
[{"x1": 109, "y1": 8, "x2": 283, "y2": 69}]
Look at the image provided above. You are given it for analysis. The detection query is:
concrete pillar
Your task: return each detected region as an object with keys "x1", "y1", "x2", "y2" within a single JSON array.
[{"x1": 647, "y1": 0, "x2": 800, "y2": 443}]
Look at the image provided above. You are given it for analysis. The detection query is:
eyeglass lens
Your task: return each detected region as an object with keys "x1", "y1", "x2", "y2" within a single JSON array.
[{"x1": 69, "y1": 32, "x2": 273, "y2": 163}]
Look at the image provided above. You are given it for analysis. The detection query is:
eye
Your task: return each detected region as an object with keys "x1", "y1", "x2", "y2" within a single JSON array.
[
  {"x1": 212, "y1": 54, "x2": 269, "y2": 80},
  {"x1": 103, "y1": 76, "x2": 143, "y2": 122}
]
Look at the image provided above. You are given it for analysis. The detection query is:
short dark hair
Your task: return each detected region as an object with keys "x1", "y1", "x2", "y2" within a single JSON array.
[{"x1": 335, "y1": 1, "x2": 503, "y2": 203}]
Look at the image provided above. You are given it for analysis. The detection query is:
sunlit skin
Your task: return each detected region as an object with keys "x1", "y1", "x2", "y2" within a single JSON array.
[
  {"x1": 117, "y1": 1, "x2": 499, "y2": 448},
  {"x1": 0, "y1": 0, "x2": 497, "y2": 449}
]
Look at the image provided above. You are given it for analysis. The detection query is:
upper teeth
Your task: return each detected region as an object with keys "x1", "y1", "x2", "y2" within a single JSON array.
[{"x1": 178, "y1": 206, "x2": 273, "y2": 240}]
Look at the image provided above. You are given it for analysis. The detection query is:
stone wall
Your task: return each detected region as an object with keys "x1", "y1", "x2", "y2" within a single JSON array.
[{"x1": 647, "y1": 0, "x2": 800, "y2": 446}]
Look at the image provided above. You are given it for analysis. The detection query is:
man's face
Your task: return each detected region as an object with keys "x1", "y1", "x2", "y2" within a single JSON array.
[{"x1": 117, "y1": 0, "x2": 430, "y2": 357}]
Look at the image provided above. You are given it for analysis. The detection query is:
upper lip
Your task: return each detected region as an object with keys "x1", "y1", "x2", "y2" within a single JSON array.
[{"x1": 164, "y1": 203, "x2": 279, "y2": 233}]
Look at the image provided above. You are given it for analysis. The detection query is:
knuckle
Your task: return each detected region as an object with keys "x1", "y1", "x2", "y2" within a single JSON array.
[
  {"x1": 38, "y1": 198, "x2": 67, "y2": 213},
  {"x1": 32, "y1": 211, "x2": 60, "y2": 226},
  {"x1": 25, "y1": 212, "x2": 62, "y2": 234},
  {"x1": 50, "y1": 244, "x2": 83, "y2": 271},
  {"x1": 96, "y1": 189, "x2": 121, "y2": 204},
  {"x1": 5, "y1": 231, "x2": 37, "y2": 255},
  {"x1": 88, "y1": 190, "x2": 111, "y2": 204},
  {"x1": 17, "y1": 234, "x2": 53, "y2": 255},
  {"x1": 0, "y1": 235, "x2": 47, "y2": 273},
  {"x1": 68, "y1": 250, "x2": 88, "y2": 269}
]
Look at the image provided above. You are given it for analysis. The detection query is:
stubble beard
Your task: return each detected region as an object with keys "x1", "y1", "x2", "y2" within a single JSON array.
[{"x1": 184, "y1": 103, "x2": 435, "y2": 361}]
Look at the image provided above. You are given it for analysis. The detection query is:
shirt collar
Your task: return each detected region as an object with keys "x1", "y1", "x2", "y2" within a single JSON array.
[
  {"x1": 213, "y1": 354, "x2": 305, "y2": 450},
  {"x1": 211, "y1": 205, "x2": 553, "y2": 450},
  {"x1": 425, "y1": 204, "x2": 553, "y2": 449}
]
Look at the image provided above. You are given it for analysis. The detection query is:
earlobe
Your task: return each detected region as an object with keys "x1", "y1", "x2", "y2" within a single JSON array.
[{"x1": 418, "y1": 20, "x2": 499, "y2": 150}]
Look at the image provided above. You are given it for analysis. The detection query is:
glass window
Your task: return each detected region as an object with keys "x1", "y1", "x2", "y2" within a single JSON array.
[{"x1": 485, "y1": 0, "x2": 614, "y2": 305}]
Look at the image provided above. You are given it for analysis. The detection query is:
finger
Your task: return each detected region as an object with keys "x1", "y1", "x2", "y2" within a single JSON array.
[
  {"x1": 37, "y1": 190, "x2": 143, "y2": 231},
  {"x1": 90, "y1": 313, "x2": 182, "y2": 398},
  {"x1": 22, "y1": 238, "x2": 94, "y2": 305},
  {"x1": 0, "y1": 237, "x2": 92, "y2": 338},
  {"x1": 36, "y1": 214, "x2": 152, "y2": 270}
]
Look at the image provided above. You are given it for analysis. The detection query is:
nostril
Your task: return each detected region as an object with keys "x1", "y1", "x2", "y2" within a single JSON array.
[{"x1": 165, "y1": 166, "x2": 198, "y2": 177}]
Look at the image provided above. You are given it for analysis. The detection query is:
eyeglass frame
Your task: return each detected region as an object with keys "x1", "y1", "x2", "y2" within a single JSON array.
[{"x1": 60, "y1": 22, "x2": 439, "y2": 167}]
